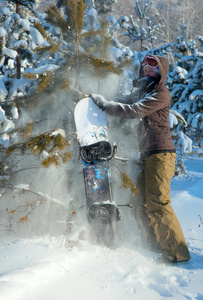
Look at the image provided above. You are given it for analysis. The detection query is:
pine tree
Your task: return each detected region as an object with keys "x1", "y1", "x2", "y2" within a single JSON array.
[
  {"x1": 168, "y1": 25, "x2": 203, "y2": 147},
  {"x1": 119, "y1": 0, "x2": 159, "y2": 51},
  {"x1": 0, "y1": 0, "x2": 141, "y2": 235},
  {"x1": 0, "y1": 4, "x2": 53, "y2": 156},
  {"x1": 43, "y1": 0, "x2": 122, "y2": 90},
  {"x1": 0, "y1": 3, "x2": 42, "y2": 79},
  {"x1": 7, "y1": 1, "x2": 36, "y2": 78},
  {"x1": 8, "y1": 0, "x2": 36, "y2": 11}
]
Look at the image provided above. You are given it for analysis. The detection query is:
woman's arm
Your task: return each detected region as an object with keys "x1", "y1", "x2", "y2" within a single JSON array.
[{"x1": 90, "y1": 86, "x2": 170, "y2": 119}]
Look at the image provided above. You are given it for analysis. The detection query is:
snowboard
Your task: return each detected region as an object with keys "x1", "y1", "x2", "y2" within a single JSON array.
[{"x1": 74, "y1": 97, "x2": 121, "y2": 247}]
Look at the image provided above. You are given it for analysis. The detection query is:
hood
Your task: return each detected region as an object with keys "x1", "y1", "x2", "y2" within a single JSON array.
[{"x1": 139, "y1": 55, "x2": 169, "y2": 85}]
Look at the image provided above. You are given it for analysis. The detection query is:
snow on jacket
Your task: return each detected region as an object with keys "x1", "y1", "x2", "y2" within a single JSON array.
[{"x1": 94, "y1": 55, "x2": 175, "y2": 153}]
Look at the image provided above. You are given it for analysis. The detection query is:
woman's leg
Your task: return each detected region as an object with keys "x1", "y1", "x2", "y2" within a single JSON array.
[
  {"x1": 134, "y1": 161, "x2": 162, "y2": 252},
  {"x1": 144, "y1": 153, "x2": 190, "y2": 261}
]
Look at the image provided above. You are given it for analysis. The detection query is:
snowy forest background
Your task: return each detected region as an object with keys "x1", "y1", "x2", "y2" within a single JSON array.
[{"x1": 0, "y1": 0, "x2": 202, "y2": 242}]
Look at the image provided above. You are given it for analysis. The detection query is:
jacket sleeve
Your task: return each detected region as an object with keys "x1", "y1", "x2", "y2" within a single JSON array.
[
  {"x1": 115, "y1": 77, "x2": 159, "y2": 105},
  {"x1": 115, "y1": 89, "x2": 141, "y2": 104},
  {"x1": 105, "y1": 87, "x2": 171, "y2": 119}
]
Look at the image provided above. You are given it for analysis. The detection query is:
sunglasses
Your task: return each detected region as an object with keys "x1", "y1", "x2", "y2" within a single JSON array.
[{"x1": 142, "y1": 56, "x2": 158, "y2": 69}]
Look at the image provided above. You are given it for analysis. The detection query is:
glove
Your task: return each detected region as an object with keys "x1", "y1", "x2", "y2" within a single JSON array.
[{"x1": 89, "y1": 93, "x2": 108, "y2": 111}]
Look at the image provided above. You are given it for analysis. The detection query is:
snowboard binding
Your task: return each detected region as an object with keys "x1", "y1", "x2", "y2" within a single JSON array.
[
  {"x1": 80, "y1": 141, "x2": 118, "y2": 163},
  {"x1": 87, "y1": 203, "x2": 122, "y2": 223}
]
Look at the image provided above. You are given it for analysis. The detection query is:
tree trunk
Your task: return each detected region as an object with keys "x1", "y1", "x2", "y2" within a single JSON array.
[
  {"x1": 16, "y1": 1, "x2": 21, "y2": 79},
  {"x1": 16, "y1": 1, "x2": 20, "y2": 14}
]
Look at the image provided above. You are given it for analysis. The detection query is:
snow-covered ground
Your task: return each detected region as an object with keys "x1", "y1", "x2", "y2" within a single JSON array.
[{"x1": 0, "y1": 154, "x2": 203, "y2": 300}]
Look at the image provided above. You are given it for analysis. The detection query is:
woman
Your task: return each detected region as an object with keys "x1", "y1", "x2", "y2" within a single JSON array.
[{"x1": 90, "y1": 55, "x2": 190, "y2": 264}]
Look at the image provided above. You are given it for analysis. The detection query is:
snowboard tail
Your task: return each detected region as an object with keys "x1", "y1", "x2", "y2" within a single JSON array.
[{"x1": 82, "y1": 151, "x2": 121, "y2": 248}]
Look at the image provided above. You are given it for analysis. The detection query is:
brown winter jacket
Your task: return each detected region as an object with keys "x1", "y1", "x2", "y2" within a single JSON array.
[{"x1": 102, "y1": 55, "x2": 175, "y2": 153}]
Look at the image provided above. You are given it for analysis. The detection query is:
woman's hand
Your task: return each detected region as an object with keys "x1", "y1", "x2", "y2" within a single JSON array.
[{"x1": 89, "y1": 93, "x2": 108, "y2": 111}]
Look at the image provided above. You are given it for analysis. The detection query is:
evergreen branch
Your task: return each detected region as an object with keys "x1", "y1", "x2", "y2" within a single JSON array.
[
  {"x1": 6, "y1": 127, "x2": 71, "y2": 157},
  {"x1": 64, "y1": 0, "x2": 72, "y2": 28},
  {"x1": 135, "y1": 1, "x2": 142, "y2": 18},
  {"x1": 20, "y1": 122, "x2": 34, "y2": 138},
  {"x1": 76, "y1": 0, "x2": 85, "y2": 34},
  {"x1": 24, "y1": 73, "x2": 36, "y2": 80},
  {"x1": 41, "y1": 151, "x2": 73, "y2": 168},
  {"x1": 151, "y1": 14, "x2": 159, "y2": 27},
  {"x1": 59, "y1": 79, "x2": 71, "y2": 90},
  {"x1": 129, "y1": 15, "x2": 136, "y2": 30},
  {"x1": 49, "y1": 43, "x2": 60, "y2": 53},
  {"x1": 33, "y1": 45, "x2": 52, "y2": 54},
  {"x1": 91, "y1": 57, "x2": 122, "y2": 76},
  {"x1": 120, "y1": 171, "x2": 139, "y2": 195},
  {"x1": 170, "y1": 110, "x2": 188, "y2": 127},
  {"x1": 37, "y1": 71, "x2": 54, "y2": 93},
  {"x1": 0, "y1": 120, "x2": 49, "y2": 139},
  {"x1": 99, "y1": 21, "x2": 112, "y2": 60},
  {"x1": 142, "y1": 3, "x2": 148, "y2": 18},
  {"x1": 5, "y1": 17, "x2": 19, "y2": 48},
  {"x1": 80, "y1": 29, "x2": 103, "y2": 39},
  {"x1": 41, "y1": 154, "x2": 60, "y2": 168},
  {"x1": 145, "y1": 1, "x2": 153, "y2": 16},
  {"x1": 101, "y1": 36, "x2": 111, "y2": 60},
  {"x1": 34, "y1": 22, "x2": 52, "y2": 43},
  {"x1": 65, "y1": 0, "x2": 85, "y2": 38},
  {"x1": 46, "y1": 5, "x2": 71, "y2": 35},
  {"x1": 34, "y1": 24, "x2": 60, "y2": 53},
  {"x1": 70, "y1": 1, "x2": 77, "y2": 32},
  {"x1": 5, "y1": 143, "x2": 28, "y2": 156},
  {"x1": 111, "y1": 165, "x2": 139, "y2": 195}
]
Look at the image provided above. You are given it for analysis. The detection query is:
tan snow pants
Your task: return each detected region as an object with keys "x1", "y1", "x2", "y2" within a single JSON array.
[{"x1": 134, "y1": 152, "x2": 190, "y2": 261}]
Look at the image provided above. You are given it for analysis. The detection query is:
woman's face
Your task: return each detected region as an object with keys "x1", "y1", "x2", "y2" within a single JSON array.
[{"x1": 143, "y1": 65, "x2": 159, "y2": 78}]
